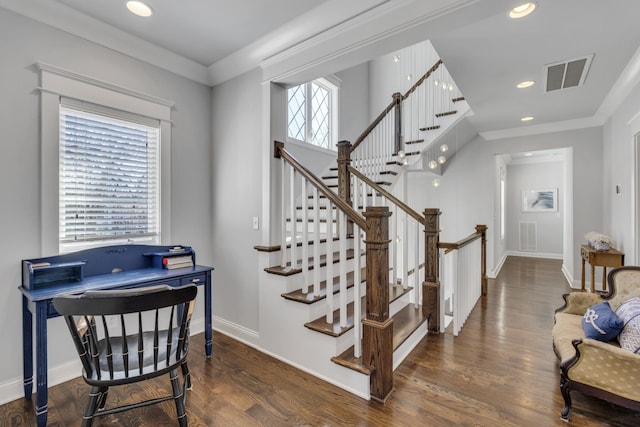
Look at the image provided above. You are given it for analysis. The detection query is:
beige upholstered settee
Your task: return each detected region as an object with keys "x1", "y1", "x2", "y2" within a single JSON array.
[{"x1": 552, "y1": 266, "x2": 640, "y2": 420}]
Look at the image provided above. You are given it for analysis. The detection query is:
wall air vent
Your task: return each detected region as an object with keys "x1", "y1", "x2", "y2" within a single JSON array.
[
  {"x1": 519, "y1": 221, "x2": 537, "y2": 252},
  {"x1": 544, "y1": 54, "x2": 593, "y2": 92}
]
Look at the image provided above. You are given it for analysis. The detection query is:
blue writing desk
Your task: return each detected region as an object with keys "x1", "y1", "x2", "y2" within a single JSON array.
[{"x1": 20, "y1": 244, "x2": 214, "y2": 427}]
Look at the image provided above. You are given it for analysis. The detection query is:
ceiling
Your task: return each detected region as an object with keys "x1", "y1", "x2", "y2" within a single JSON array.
[{"x1": 3, "y1": 0, "x2": 640, "y2": 140}]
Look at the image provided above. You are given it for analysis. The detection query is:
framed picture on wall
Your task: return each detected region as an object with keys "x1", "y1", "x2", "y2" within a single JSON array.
[{"x1": 522, "y1": 188, "x2": 558, "y2": 212}]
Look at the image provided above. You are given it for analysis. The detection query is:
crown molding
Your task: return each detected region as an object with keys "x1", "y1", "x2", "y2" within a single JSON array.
[
  {"x1": 208, "y1": 0, "x2": 477, "y2": 86},
  {"x1": 0, "y1": 1, "x2": 211, "y2": 86},
  {"x1": 479, "y1": 116, "x2": 604, "y2": 141}
]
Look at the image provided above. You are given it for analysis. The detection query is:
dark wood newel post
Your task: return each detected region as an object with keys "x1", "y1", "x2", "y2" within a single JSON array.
[
  {"x1": 476, "y1": 224, "x2": 488, "y2": 295},
  {"x1": 393, "y1": 92, "x2": 402, "y2": 155},
  {"x1": 363, "y1": 206, "x2": 394, "y2": 403},
  {"x1": 337, "y1": 140, "x2": 353, "y2": 236},
  {"x1": 337, "y1": 140, "x2": 352, "y2": 206},
  {"x1": 422, "y1": 208, "x2": 441, "y2": 334}
]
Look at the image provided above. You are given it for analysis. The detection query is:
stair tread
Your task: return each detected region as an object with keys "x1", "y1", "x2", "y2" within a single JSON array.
[
  {"x1": 419, "y1": 125, "x2": 441, "y2": 131},
  {"x1": 404, "y1": 139, "x2": 425, "y2": 145},
  {"x1": 304, "y1": 283, "x2": 412, "y2": 336},
  {"x1": 265, "y1": 249, "x2": 360, "y2": 276},
  {"x1": 452, "y1": 96, "x2": 465, "y2": 103},
  {"x1": 435, "y1": 110, "x2": 457, "y2": 117},
  {"x1": 282, "y1": 268, "x2": 365, "y2": 304},
  {"x1": 331, "y1": 304, "x2": 427, "y2": 374}
]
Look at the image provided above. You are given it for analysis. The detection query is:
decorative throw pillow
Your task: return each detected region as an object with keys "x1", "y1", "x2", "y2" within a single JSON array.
[
  {"x1": 616, "y1": 297, "x2": 640, "y2": 354},
  {"x1": 581, "y1": 301, "x2": 624, "y2": 341}
]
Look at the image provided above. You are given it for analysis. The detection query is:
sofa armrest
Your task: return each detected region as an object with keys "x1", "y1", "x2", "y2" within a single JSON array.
[
  {"x1": 555, "y1": 292, "x2": 603, "y2": 316},
  {"x1": 562, "y1": 338, "x2": 640, "y2": 402}
]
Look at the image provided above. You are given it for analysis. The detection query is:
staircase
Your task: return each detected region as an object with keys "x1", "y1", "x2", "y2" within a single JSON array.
[{"x1": 253, "y1": 54, "x2": 482, "y2": 401}]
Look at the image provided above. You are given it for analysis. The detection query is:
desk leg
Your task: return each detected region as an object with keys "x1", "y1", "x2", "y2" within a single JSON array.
[
  {"x1": 204, "y1": 278, "x2": 212, "y2": 357},
  {"x1": 581, "y1": 258, "x2": 585, "y2": 291},
  {"x1": 590, "y1": 264, "x2": 596, "y2": 293},
  {"x1": 602, "y1": 267, "x2": 607, "y2": 291},
  {"x1": 35, "y1": 302, "x2": 48, "y2": 427},
  {"x1": 22, "y1": 296, "x2": 33, "y2": 399}
]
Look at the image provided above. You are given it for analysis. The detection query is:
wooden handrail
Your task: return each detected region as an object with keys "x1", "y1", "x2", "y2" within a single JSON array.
[
  {"x1": 274, "y1": 141, "x2": 367, "y2": 230},
  {"x1": 347, "y1": 165, "x2": 424, "y2": 225},
  {"x1": 351, "y1": 98, "x2": 396, "y2": 152},
  {"x1": 402, "y1": 59, "x2": 443, "y2": 99},
  {"x1": 439, "y1": 231, "x2": 483, "y2": 254},
  {"x1": 350, "y1": 59, "x2": 443, "y2": 153}
]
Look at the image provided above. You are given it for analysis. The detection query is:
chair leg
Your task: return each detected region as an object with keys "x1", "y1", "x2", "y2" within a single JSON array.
[
  {"x1": 560, "y1": 374, "x2": 572, "y2": 421},
  {"x1": 81, "y1": 385, "x2": 101, "y2": 427},
  {"x1": 96, "y1": 386, "x2": 109, "y2": 411},
  {"x1": 182, "y1": 362, "x2": 192, "y2": 391},
  {"x1": 170, "y1": 369, "x2": 188, "y2": 427}
]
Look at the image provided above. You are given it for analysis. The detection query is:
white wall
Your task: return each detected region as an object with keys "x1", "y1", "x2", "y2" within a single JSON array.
[
  {"x1": 209, "y1": 60, "x2": 371, "y2": 343},
  {"x1": 506, "y1": 161, "x2": 564, "y2": 256},
  {"x1": 0, "y1": 8, "x2": 212, "y2": 403},
  {"x1": 407, "y1": 127, "x2": 602, "y2": 282},
  {"x1": 210, "y1": 68, "x2": 263, "y2": 335},
  {"x1": 603, "y1": 76, "x2": 640, "y2": 264}
]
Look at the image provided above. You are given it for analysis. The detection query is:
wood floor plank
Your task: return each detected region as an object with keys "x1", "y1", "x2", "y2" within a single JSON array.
[{"x1": 2, "y1": 256, "x2": 639, "y2": 426}]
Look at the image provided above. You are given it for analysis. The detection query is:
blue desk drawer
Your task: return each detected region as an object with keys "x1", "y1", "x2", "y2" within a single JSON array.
[{"x1": 181, "y1": 273, "x2": 206, "y2": 286}]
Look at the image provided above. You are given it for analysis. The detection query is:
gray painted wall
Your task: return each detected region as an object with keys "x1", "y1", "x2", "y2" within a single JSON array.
[
  {"x1": 0, "y1": 8, "x2": 212, "y2": 400},
  {"x1": 604, "y1": 76, "x2": 640, "y2": 264},
  {"x1": 506, "y1": 161, "x2": 564, "y2": 255},
  {"x1": 407, "y1": 127, "x2": 602, "y2": 283}
]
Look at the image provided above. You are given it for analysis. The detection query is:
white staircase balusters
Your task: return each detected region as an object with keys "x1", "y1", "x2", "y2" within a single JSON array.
[
  {"x1": 339, "y1": 211, "x2": 348, "y2": 328},
  {"x1": 325, "y1": 200, "x2": 334, "y2": 324},
  {"x1": 312, "y1": 187, "x2": 321, "y2": 297},
  {"x1": 280, "y1": 157, "x2": 287, "y2": 268},
  {"x1": 301, "y1": 176, "x2": 309, "y2": 294},
  {"x1": 353, "y1": 223, "x2": 362, "y2": 358},
  {"x1": 289, "y1": 166, "x2": 297, "y2": 271}
]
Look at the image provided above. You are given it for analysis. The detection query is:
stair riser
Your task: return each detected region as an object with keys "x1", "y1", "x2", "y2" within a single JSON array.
[
  {"x1": 280, "y1": 238, "x2": 356, "y2": 261},
  {"x1": 307, "y1": 286, "x2": 357, "y2": 320}
]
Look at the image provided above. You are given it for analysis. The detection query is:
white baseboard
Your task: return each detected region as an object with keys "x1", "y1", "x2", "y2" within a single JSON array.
[
  {"x1": 0, "y1": 358, "x2": 82, "y2": 406},
  {"x1": 0, "y1": 316, "x2": 211, "y2": 407},
  {"x1": 504, "y1": 250, "x2": 563, "y2": 260}
]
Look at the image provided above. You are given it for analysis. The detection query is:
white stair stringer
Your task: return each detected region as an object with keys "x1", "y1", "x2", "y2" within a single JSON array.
[{"x1": 256, "y1": 249, "x2": 371, "y2": 400}]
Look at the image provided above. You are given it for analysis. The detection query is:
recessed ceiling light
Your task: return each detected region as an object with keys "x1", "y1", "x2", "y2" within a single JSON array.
[
  {"x1": 509, "y1": 2, "x2": 536, "y2": 19},
  {"x1": 521, "y1": 116, "x2": 535, "y2": 122},
  {"x1": 517, "y1": 80, "x2": 535, "y2": 89},
  {"x1": 524, "y1": 153, "x2": 533, "y2": 156},
  {"x1": 127, "y1": 1, "x2": 153, "y2": 17}
]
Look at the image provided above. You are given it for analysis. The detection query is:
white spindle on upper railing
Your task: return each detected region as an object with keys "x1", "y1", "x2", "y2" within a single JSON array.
[{"x1": 350, "y1": 58, "x2": 463, "y2": 187}]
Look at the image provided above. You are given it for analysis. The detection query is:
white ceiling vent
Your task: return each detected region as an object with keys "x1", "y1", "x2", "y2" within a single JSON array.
[{"x1": 544, "y1": 54, "x2": 593, "y2": 92}]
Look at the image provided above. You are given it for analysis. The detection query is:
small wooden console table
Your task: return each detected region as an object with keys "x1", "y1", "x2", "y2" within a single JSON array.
[{"x1": 580, "y1": 244, "x2": 624, "y2": 292}]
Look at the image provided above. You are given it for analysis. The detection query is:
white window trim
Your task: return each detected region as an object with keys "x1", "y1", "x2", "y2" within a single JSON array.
[
  {"x1": 37, "y1": 62, "x2": 174, "y2": 254},
  {"x1": 286, "y1": 76, "x2": 339, "y2": 151}
]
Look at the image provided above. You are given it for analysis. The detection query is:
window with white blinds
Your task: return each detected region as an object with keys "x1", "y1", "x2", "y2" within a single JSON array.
[{"x1": 59, "y1": 100, "x2": 160, "y2": 251}]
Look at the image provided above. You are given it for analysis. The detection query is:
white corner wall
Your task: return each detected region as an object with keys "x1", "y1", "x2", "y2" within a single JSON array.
[{"x1": 603, "y1": 75, "x2": 640, "y2": 265}]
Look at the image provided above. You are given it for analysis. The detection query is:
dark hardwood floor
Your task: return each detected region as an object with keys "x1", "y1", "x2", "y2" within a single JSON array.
[{"x1": 3, "y1": 256, "x2": 640, "y2": 426}]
